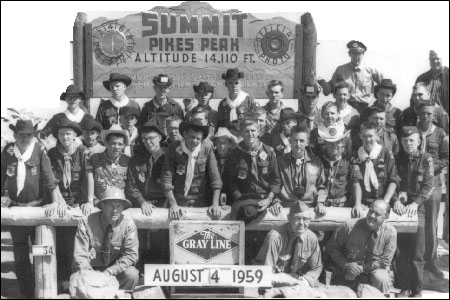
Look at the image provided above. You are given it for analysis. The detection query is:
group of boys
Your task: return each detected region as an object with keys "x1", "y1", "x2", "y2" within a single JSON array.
[{"x1": 1, "y1": 40, "x2": 448, "y2": 298}]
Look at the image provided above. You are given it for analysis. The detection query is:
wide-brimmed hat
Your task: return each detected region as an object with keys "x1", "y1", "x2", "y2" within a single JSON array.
[
  {"x1": 60, "y1": 84, "x2": 85, "y2": 101},
  {"x1": 52, "y1": 117, "x2": 83, "y2": 138},
  {"x1": 9, "y1": 119, "x2": 38, "y2": 134},
  {"x1": 153, "y1": 74, "x2": 173, "y2": 86},
  {"x1": 222, "y1": 68, "x2": 244, "y2": 80},
  {"x1": 96, "y1": 187, "x2": 132, "y2": 210},
  {"x1": 193, "y1": 82, "x2": 214, "y2": 94},
  {"x1": 118, "y1": 106, "x2": 141, "y2": 118},
  {"x1": 100, "y1": 124, "x2": 129, "y2": 145},
  {"x1": 141, "y1": 122, "x2": 166, "y2": 140},
  {"x1": 179, "y1": 119, "x2": 209, "y2": 139},
  {"x1": 210, "y1": 127, "x2": 238, "y2": 145},
  {"x1": 79, "y1": 117, "x2": 102, "y2": 132},
  {"x1": 234, "y1": 194, "x2": 268, "y2": 225},
  {"x1": 347, "y1": 40, "x2": 367, "y2": 53},
  {"x1": 103, "y1": 73, "x2": 132, "y2": 91},
  {"x1": 317, "y1": 121, "x2": 348, "y2": 142},
  {"x1": 374, "y1": 79, "x2": 397, "y2": 96},
  {"x1": 281, "y1": 109, "x2": 302, "y2": 122}
]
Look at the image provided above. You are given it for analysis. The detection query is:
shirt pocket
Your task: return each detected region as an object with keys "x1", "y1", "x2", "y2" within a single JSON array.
[
  {"x1": 72, "y1": 164, "x2": 81, "y2": 182},
  {"x1": 427, "y1": 141, "x2": 439, "y2": 152},
  {"x1": 110, "y1": 241, "x2": 123, "y2": 255},
  {"x1": 257, "y1": 161, "x2": 270, "y2": 176},
  {"x1": 196, "y1": 157, "x2": 207, "y2": 174}
]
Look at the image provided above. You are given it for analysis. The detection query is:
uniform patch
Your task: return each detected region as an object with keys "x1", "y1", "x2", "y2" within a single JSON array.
[
  {"x1": 259, "y1": 151, "x2": 268, "y2": 161},
  {"x1": 31, "y1": 166, "x2": 38, "y2": 176},
  {"x1": 176, "y1": 164, "x2": 186, "y2": 175},
  {"x1": 238, "y1": 169, "x2": 247, "y2": 179}
]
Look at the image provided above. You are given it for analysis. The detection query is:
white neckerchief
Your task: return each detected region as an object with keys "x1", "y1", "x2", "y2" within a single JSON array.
[
  {"x1": 181, "y1": 140, "x2": 201, "y2": 196},
  {"x1": 109, "y1": 96, "x2": 130, "y2": 109},
  {"x1": 358, "y1": 143, "x2": 382, "y2": 192},
  {"x1": 13, "y1": 142, "x2": 36, "y2": 196},
  {"x1": 280, "y1": 133, "x2": 291, "y2": 154},
  {"x1": 64, "y1": 108, "x2": 85, "y2": 123},
  {"x1": 339, "y1": 104, "x2": 352, "y2": 119},
  {"x1": 226, "y1": 91, "x2": 248, "y2": 122},
  {"x1": 418, "y1": 123, "x2": 436, "y2": 152}
]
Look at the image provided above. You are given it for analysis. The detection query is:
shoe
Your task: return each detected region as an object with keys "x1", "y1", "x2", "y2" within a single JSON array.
[
  {"x1": 397, "y1": 289, "x2": 411, "y2": 298},
  {"x1": 424, "y1": 261, "x2": 445, "y2": 278}
]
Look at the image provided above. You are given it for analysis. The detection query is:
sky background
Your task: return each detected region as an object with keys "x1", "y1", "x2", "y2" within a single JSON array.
[{"x1": 1, "y1": 1, "x2": 449, "y2": 119}]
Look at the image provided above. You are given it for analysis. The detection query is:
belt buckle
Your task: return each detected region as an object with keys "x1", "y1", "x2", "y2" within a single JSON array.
[
  {"x1": 186, "y1": 199, "x2": 196, "y2": 207},
  {"x1": 333, "y1": 198, "x2": 340, "y2": 207}
]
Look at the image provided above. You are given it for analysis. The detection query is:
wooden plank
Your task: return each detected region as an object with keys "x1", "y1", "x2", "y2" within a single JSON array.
[
  {"x1": 84, "y1": 23, "x2": 93, "y2": 99},
  {"x1": 73, "y1": 12, "x2": 86, "y2": 93},
  {"x1": 300, "y1": 12, "x2": 317, "y2": 85},
  {"x1": 1, "y1": 199, "x2": 418, "y2": 233},
  {"x1": 34, "y1": 225, "x2": 57, "y2": 299},
  {"x1": 293, "y1": 23, "x2": 303, "y2": 99}
]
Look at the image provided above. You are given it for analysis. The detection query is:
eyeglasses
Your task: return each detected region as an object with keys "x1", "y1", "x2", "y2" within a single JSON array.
[{"x1": 142, "y1": 136, "x2": 160, "y2": 142}]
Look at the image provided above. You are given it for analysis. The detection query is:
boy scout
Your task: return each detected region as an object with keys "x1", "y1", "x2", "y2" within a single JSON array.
[
  {"x1": 271, "y1": 108, "x2": 301, "y2": 157},
  {"x1": 351, "y1": 122, "x2": 399, "y2": 218},
  {"x1": 394, "y1": 126, "x2": 434, "y2": 298},
  {"x1": 95, "y1": 73, "x2": 141, "y2": 130},
  {"x1": 254, "y1": 202, "x2": 322, "y2": 287},
  {"x1": 118, "y1": 106, "x2": 141, "y2": 157},
  {"x1": 161, "y1": 119, "x2": 222, "y2": 220},
  {"x1": 185, "y1": 82, "x2": 218, "y2": 128},
  {"x1": 217, "y1": 68, "x2": 257, "y2": 131},
  {"x1": 263, "y1": 80, "x2": 287, "y2": 135},
  {"x1": 72, "y1": 188, "x2": 139, "y2": 291},
  {"x1": 248, "y1": 107, "x2": 272, "y2": 146},
  {"x1": 47, "y1": 118, "x2": 87, "y2": 290},
  {"x1": 416, "y1": 101, "x2": 449, "y2": 278},
  {"x1": 367, "y1": 106, "x2": 400, "y2": 157},
  {"x1": 141, "y1": 74, "x2": 184, "y2": 125},
  {"x1": 1, "y1": 120, "x2": 58, "y2": 298},
  {"x1": 86, "y1": 124, "x2": 131, "y2": 201},
  {"x1": 274, "y1": 124, "x2": 327, "y2": 216},
  {"x1": 326, "y1": 200, "x2": 397, "y2": 297},
  {"x1": 333, "y1": 81, "x2": 360, "y2": 132},
  {"x1": 126, "y1": 123, "x2": 167, "y2": 265},
  {"x1": 317, "y1": 125, "x2": 352, "y2": 208}
]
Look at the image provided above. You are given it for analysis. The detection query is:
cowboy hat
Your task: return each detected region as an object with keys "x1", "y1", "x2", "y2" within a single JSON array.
[
  {"x1": 179, "y1": 119, "x2": 209, "y2": 140},
  {"x1": 79, "y1": 117, "x2": 103, "y2": 132},
  {"x1": 222, "y1": 68, "x2": 244, "y2": 80},
  {"x1": 374, "y1": 79, "x2": 397, "y2": 96},
  {"x1": 103, "y1": 73, "x2": 132, "y2": 91},
  {"x1": 210, "y1": 127, "x2": 238, "y2": 145},
  {"x1": 52, "y1": 117, "x2": 83, "y2": 138},
  {"x1": 193, "y1": 82, "x2": 214, "y2": 94},
  {"x1": 60, "y1": 84, "x2": 85, "y2": 101},
  {"x1": 153, "y1": 74, "x2": 173, "y2": 86},
  {"x1": 9, "y1": 119, "x2": 38, "y2": 134},
  {"x1": 100, "y1": 124, "x2": 129, "y2": 145},
  {"x1": 96, "y1": 187, "x2": 132, "y2": 209}
]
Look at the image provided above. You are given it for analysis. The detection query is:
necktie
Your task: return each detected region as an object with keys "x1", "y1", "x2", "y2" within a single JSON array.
[
  {"x1": 290, "y1": 237, "x2": 302, "y2": 276},
  {"x1": 102, "y1": 224, "x2": 113, "y2": 266},
  {"x1": 250, "y1": 152, "x2": 258, "y2": 178},
  {"x1": 363, "y1": 231, "x2": 376, "y2": 272}
]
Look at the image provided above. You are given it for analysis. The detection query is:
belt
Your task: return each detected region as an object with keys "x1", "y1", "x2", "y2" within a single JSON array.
[
  {"x1": 325, "y1": 196, "x2": 347, "y2": 207},
  {"x1": 362, "y1": 198, "x2": 379, "y2": 204},
  {"x1": 9, "y1": 198, "x2": 44, "y2": 207}
]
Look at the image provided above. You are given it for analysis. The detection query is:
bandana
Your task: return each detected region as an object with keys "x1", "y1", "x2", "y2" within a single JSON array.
[
  {"x1": 358, "y1": 143, "x2": 382, "y2": 192},
  {"x1": 226, "y1": 91, "x2": 248, "y2": 122},
  {"x1": 13, "y1": 142, "x2": 36, "y2": 196},
  {"x1": 181, "y1": 140, "x2": 201, "y2": 196}
]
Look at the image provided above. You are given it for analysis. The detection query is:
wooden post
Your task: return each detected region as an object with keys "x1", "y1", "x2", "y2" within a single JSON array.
[
  {"x1": 73, "y1": 12, "x2": 86, "y2": 89},
  {"x1": 34, "y1": 225, "x2": 57, "y2": 299},
  {"x1": 301, "y1": 13, "x2": 317, "y2": 85}
]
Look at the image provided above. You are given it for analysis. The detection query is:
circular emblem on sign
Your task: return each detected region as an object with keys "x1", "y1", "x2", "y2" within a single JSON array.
[
  {"x1": 254, "y1": 24, "x2": 295, "y2": 66},
  {"x1": 329, "y1": 128, "x2": 337, "y2": 136},
  {"x1": 92, "y1": 21, "x2": 136, "y2": 66}
]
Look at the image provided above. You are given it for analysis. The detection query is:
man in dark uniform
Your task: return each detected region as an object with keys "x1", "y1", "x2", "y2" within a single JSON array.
[
  {"x1": 367, "y1": 106, "x2": 400, "y2": 157},
  {"x1": 263, "y1": 80, "x2": 287, "y2": 135},
  {"x1": 126, "y1": 123, "x2": 168, "y2": 266},
  {"x1": 161, "y1": 119, "x2": 222, "y2": 220},
  {"x1": 226, "y1": 118, "x2": 281, "y2": 262},
  {"x1": 394, "y1": 126, "x2": 434, "y2": 298},
  {"x1": 351, "y1": 122, "x2": 399, "y2": 218},
  {"x1": 1, "y1": 120, "x2": 59, "y2": 298},
  {"x1": 318, "y1": 40, "x2": 383, "y2": 113},
  {"x1": 95, "y1": 73, "x2": 140, "y2": 130},
  {"x1": 217, "y1": 68, "x2": 257, "y2": 132},
  {"x1": 297, "y1": 84, "x2": 321, "y2": 130},
  {"x1": 141, "y1": 74, "x2": 184, "y2": 128},
  {"x1": 416, "y1": 101, "x2": 449, "y2": 278}
]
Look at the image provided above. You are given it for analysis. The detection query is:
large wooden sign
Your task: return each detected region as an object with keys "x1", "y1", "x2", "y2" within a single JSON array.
[{"x1": 81, "y1": 1, "x2": 308, "y2": 99}]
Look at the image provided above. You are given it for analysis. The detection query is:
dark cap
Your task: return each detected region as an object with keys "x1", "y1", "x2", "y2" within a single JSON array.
[
  {"x1": 179, "y1": 119, "x2": 209, "y2": 139},
  {"x1": 374, "y1": 79, "x2": 397, "y2": 96},
  {"x1": 79, "y1": 117, "x2": 102, "y2": 132},
  {"x1": 9, "y1": 119, "x2": 38, "y2": 134},
  {"x1": 153, "y1": 74, "x2": 173, "y2": 86},
  {"x1": 52, "y1": 117, "x2": 83, "y2": 138},
  {"x1": 141, "y1": 122, "x2": 166, "y2": 140},
  {"x1": 418, "y1": 100, "x2": 435, "y2": 109},
  {"x1": 400, "y1": 126, "x2": 420, "y2": 137},
  {"x1": 103, "y1": 73, "x2": 132, "y2": 91},
  {"x1": 290, "y1": 201, "x2": 311, "y2": 215},
  {"x1": 347, "y1": 40, "x2": 367, "y2": 53},
  {"x1": 222, "y1": 68, "x2": 244, "y2": 80},
  {"x1": 119, "y1": 106, "x2": 141, "y2": 118},
  {"x1": 60, "y1": 84, "x2": 85, "y2": 101},
  {"x1": 193, "y1": 82, "x2": 214, "y2": 94}
]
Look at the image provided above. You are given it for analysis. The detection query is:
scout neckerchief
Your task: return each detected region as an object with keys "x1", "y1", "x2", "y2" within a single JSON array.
[
  {"x1": 280, "y1": 133, "x2": 291, "y2": 154},
  {"x1": 358, "y1": 143, "x2": 382, "y2": 192},
  {"x1": 418, "y1": 123, "x2": 436, "y2": 153},
  {"x1": 291, "y1": 151, "x2": 306, "y2": 188},
  {"x1": 237, "y1": 142, "x2": 263, "y2": 178},
  {"x1": 109, "y1": 95, "x2": 130, "y2": 126},
  {"x1": 181, "y1": 140, "x2": 201, "y2": 196},
  {"x1": 57, "y1": 143, "x2": 78, "y2": 189},
  {"x1": 64, "y1": 108, "x2": 85, "y2": 123},
  {"x1": 13, "y1": 141, "x2": 35, "y2": 197},
  {"x1": 226, "y1": 91, "x2": 248, "y2": 122}
]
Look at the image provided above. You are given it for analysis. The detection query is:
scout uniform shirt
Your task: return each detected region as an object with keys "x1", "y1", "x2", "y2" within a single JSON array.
[
  {"x1": 73, "y1": 211, "x2": 138, "y2": 275},
  {"x1": 227, "y1": 142, "x2": 281, "y2": 202},
  {"x1": 360, "y1": 102, "x2": 402, "y2": 131},
  {"x1": 397, "y1": 151, "x2": 434, "y2": 213},
  {"x1": 161, "y1": 141, "x2": 222, "y2": 207},
  {"x1": 254, "y1": 224, "x2": 322, "y2": 287},
  {"x1": 277, "y1": 151, "x2": 326, "y2": 207},
  {"x1": 217, "y1": 94, "x2": 256, "y2": 131},
  {"x1": 400, "y1": 104, "x2": 449, "y2": 135},
  {"x1": 95, "y1": 97, "x2": 141, "y2": 130},
  {"x1": 271, "y1": 132, "x2": 292, "y2": 157},
  {"x1": 86, "y1": 151, "x2": 131, "y2": 200},
  {"x1": 378, "y1": 128, "x2": 400, "y2": 157},
  {"x1": 418, "y1": 124, "x2": 449, "y2": 186},
  {"x1": 1, "y1": 142, "x2": 56, "y2": 205},
  {"x1": 319, "y1": 153, "x2": 352, "y2": 207},
  {"x1": 141, "y1": 97, "x2": 184, "y2": 124},
  {"x1": 48, "y1": 144, "x2": 86, "y2": 206},
  {"x1": 126, "y1": 148, "x2": 166, "y2": 207},
  {"x1": 351, "y1": 147, "x2": 399, "y2": 204},
  {"x1": 263, "y1": 102, "x2": 286, "y2": 135},
  {"x1": 327, "y1": 218, "x2": 397, "y2": 273}
]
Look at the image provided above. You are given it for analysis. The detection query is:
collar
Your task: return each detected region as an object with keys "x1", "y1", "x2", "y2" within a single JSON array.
[
  {"x1": 150, "y1": 148, "x2": 163, "y2": 160},
  {"x1": 265, "y1": 101, "x2": 285, "y2": 114},
  {"x1": 290, "y1": 150, "x2": 311, "y2": 162},
  {"x1": 237, "y1": 141, "x2": 262, "y2": 156},
  {"x1": 109, "y1": 96, "x2": 130, "y2": 108},
  {"x1": 409, "y1": 150, "x2": 421, "y2": 159},
  {"x1": 64, "y1": 108, "x2": 85, "y2": 123},
  {"x1": 100, "y1": 211, "x2": 123, "y2": 230},
  {"x1": 104, "y1": 150, "x2": 121, "y2": 165},
  {"x1": 339, "y1": 104, "x2": 352, "y2": 118},
  {"x1": 349, "y1": 62, "x2": 363, "y2": 71},
  {"x1": 323, "y1": 153, "x2": 342, "y2": 166}
]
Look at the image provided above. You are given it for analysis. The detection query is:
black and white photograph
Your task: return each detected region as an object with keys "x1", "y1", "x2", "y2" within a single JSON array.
[{"x1": 1, "y1": 1, "x2": 449, "y2": 298}]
